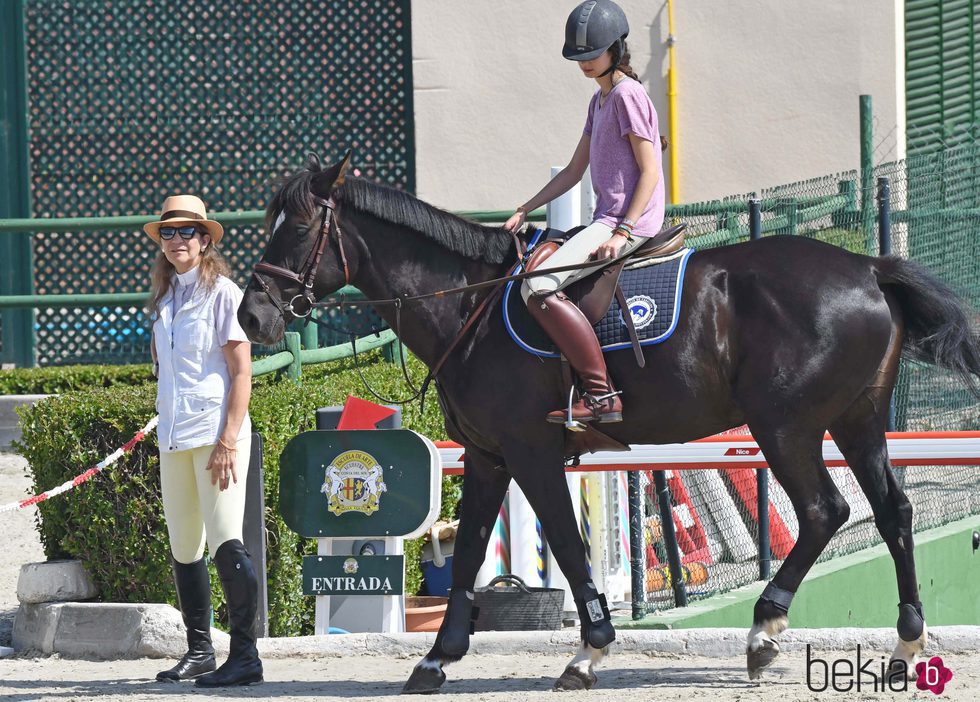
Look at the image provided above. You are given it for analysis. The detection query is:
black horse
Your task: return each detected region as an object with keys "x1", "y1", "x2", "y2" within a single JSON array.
[{"x1": 239, "y1": 153, "x2": 980, "y2": 692}]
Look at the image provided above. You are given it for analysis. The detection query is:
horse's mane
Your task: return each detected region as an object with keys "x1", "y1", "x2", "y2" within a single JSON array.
[{"x1": 266, "y1": 155, "x2": 516, "y2": 265}]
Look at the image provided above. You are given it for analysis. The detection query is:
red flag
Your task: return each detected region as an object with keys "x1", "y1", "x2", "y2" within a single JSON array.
[{"x1": 336, "y1": 395, "x2": 397, "y2": 430}]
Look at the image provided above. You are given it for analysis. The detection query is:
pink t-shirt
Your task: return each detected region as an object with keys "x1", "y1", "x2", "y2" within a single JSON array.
[{"x1": 583, "y1": 79, "x2": 665, "y2": 238}]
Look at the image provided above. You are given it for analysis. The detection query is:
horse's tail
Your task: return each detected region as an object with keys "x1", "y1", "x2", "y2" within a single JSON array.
[{"x1": 874, "y1": 255, "x2": 980, "y2": 397}]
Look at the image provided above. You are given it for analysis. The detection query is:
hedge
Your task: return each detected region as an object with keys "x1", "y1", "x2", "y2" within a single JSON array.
[
  {"x1": 16, "y1": 350, "x2": 459, "y2": 637},
  {"x1": 0, "y1": 363, "x2": 154, "y2": 395}
]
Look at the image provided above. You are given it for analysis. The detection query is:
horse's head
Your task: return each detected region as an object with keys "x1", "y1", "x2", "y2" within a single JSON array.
[{"x1": 239, "y1": 151, "x2": 357, "y2": 345}]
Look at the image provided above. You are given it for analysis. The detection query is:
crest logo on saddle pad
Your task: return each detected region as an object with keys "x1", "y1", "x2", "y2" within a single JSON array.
[
  {"x1": 320, "y1": 450, "x2": 388, "y2": 516},
  {"x1": 624, "y1": 294, "x2": 658, "y2": 330}
]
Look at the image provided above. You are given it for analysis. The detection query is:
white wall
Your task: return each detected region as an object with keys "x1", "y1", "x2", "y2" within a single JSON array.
[{"x1": 411, "y1": 0, "x2": 903, "y2": 209}]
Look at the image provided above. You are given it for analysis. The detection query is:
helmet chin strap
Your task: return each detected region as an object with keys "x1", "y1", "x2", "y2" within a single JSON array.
[{"x1": 598, "y1": 38, "x2": 623, "y2": 78}]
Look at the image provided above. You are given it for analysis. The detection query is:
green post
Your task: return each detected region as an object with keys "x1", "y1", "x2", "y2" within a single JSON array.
[
  {"x1": 285, "y1": 331, "x2": 302, "y2": 383},
  {"x1": 832, "y1": 179, "x2": 858, "y2": 229},
  {"x1": 0, "y1": 0, "x2": 35, "y2": 367},
  {"x1": 775, "y1": 198, "x2": 799, "y2": 236},
  {"x1": 300, "y1": 319, "x2": 318, "y2": 351},
  {"x1": 382, "y1": 337, "x2": 403, "y2": 365},
  {"x1": 859, "y1": 95, "x2": 875, "y2": 253}
]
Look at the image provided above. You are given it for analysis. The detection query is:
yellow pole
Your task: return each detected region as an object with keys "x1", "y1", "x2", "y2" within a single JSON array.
[{"x1": 666, "y1": 0, "x2": 680, "y2": 204}]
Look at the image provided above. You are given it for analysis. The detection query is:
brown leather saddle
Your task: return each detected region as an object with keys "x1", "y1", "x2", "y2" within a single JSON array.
[{"x1": 524, "y1": 222, "x2": 688, "y2": 368}]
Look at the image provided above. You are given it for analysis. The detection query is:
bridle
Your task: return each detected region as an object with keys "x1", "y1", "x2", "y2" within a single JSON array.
[
  {"x1": 248, "y1": 194, "x2": 435, "y2": 405},
  {"x1": 251, "y1": 196, "x2": 350, "y2": 319}
]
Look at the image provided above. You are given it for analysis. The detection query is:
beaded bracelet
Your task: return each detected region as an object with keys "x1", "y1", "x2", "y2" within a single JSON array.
[{"x1": 613, "y1": 227, "x2": 635, "y2": 242}]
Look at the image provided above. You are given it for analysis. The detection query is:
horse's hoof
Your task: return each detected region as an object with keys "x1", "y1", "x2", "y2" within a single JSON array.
[
  {"x1": 553, "y1": 667, "x2": 597, "y2": 691},
  {"x1": 401, "y1": 666, "x2": 446, "y2": 695},
  {"x1": 746, "y1": 639, "x2": 780, "y2": 680},
  {"x1": 887, "y1": 659, "x2": 914, "y2": 684}
]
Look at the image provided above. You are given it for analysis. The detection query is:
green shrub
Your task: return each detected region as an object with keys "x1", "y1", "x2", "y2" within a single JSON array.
[
  {"x1": 16, "y1": 350, "x2": 459, "y2": 637},
  {"x1": 809, "y1": 226, "x2": 870, "y2": 255},
  {"x1": 0, "y1": 363, "x2": 153, "y2": 395}
]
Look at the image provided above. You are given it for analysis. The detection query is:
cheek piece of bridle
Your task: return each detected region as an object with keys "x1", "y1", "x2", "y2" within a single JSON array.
[
  {"x1": 249, "y1": 196, "x2": 433, "y2": 406},
  {"x1": 251, "y1": 196, "x2": 349, "y2": 320}
]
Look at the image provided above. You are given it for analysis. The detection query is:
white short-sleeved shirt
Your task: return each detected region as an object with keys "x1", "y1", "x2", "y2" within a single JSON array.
[{"x1": 154, "y1": 267, "x2": 251, "y2": 453}]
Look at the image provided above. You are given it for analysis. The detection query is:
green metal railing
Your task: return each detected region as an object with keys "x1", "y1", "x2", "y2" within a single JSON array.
[
  {"x1": 251, "y1": 329, "x2": 400, "y2": 382},
  {"x1": 0, "y1": 207, "x2": 546, "y2": 235},
  {"x1": 0, "y1": 207, "x2": 547, "y2": 366}
]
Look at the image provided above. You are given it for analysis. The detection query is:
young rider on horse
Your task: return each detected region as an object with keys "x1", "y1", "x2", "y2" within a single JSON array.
[{"x1": 504, "y1": 0, "x2": 666, "y2": 426}]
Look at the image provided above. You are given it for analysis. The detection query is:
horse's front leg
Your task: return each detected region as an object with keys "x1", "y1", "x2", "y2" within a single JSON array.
[
  {"x1": 402, "y1": 450, "x2": 510, "y2": 695},
  {"x1": 503, "y1": 440, "x2": 615, "y2": 692}
]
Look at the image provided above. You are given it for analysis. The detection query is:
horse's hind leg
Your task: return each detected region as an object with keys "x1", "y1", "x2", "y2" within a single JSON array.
[
  {"x1": 743, "y1": 426, "x2": 851, "y2": 680},
  {"x1": 403, "y1": 451, "x2": 511, "y2": 695},
  {"x1": 830, "y1": 399, "x2": 926, "y2": 682},
  {"x1": 501, "y1": 442, "x2": 613, "y2": 692}
]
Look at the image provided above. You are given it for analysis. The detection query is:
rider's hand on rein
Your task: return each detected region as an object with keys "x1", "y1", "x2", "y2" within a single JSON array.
[
  {"x1": 591, "y1": 233, "x2": 629, "y2": 261},
  {"x1": 503, "y1": 206, "x2": 527, "y2": 233}
]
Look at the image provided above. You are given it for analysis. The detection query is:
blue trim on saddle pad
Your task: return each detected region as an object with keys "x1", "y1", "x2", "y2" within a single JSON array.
[{"x1": 503, "y1": 229, "x2": 693, "y2": 358}]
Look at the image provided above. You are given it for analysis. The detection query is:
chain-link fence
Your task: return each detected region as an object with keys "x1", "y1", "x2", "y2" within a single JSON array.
[{"x1": 636, "y1": 150, "x2": 980, "y2": 612}]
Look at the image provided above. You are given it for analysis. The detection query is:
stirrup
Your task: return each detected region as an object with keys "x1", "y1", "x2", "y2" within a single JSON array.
[{"x1": 565, "y1": 386, "x2": 588, "y2": 432}]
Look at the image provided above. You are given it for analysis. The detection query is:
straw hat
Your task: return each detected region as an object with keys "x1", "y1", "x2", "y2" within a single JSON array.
[{"x1": 143, "y1": 194, "x2": 224, "y2": 244}]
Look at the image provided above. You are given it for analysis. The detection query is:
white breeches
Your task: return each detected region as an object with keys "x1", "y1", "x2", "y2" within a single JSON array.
[{"x1": 159, "y1": 435, "x2": 251, "y2": 564}]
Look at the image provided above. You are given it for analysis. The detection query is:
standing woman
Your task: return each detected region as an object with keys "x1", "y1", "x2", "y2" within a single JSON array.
[
  {"x1": 504, "y1": 0, "x2": 665, "y2": 425},
  {"x1": 145, "y1": 195, "x2": 263, "y2": 687}
]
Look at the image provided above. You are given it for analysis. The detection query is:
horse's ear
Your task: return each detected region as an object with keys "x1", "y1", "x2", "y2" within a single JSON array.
[{"x1": 311, "y1": 149, "x2": 352, "y2": 199}]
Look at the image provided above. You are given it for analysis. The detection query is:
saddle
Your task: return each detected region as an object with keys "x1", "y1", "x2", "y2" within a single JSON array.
[{"x1": 524, "y1": 223, "x2": 688, "y2": 367}]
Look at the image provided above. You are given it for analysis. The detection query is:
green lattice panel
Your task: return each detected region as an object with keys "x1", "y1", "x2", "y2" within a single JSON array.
[{"x1": 24, "y1": 0, "x2": 413, "y2": 365}]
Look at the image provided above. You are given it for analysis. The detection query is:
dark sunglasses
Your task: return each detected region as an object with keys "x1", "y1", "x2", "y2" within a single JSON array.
[{"x1": 159, "y1": 225, "x2": 203, "y2": 241}]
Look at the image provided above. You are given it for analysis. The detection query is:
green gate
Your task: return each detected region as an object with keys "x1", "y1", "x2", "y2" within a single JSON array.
[{"x1": 2, "y1": 0, "x2": 414, "y2": 366}]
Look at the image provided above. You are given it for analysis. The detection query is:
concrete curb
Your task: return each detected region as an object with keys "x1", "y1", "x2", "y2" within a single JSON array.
[
  {"x1": 257, "y1": 626, "x2": 980, "y2": 659},
  {"x1": 17, "y1": 560, "x2": 98, "y2": 604},
  {"x1": 12, "y1": 603, "x2": 229, "y2": 660},
  {"x1": 11, "y1": 602, "x2": 980, "y2": 659}
]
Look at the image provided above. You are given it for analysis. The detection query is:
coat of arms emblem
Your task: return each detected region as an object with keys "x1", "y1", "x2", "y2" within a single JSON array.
[{"x1": 320, "y1": 450, "x2": 387, "y2": 516}]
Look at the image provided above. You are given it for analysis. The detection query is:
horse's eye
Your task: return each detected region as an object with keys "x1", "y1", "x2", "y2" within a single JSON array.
[{"x1": 295, "y1": 226, "x2": 310, "y2": 237}]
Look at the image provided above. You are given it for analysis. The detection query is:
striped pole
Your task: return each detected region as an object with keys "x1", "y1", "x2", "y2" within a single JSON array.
[
  {"x1": 580, "y1": 476, "x2": 591, "y2": 576},
  {"x1": 617, "y1": 471, "x2": 631, "y2": 575},
  {"x1": 495, "y1": 493, "x2": 511, "y2": 575},
  {"x1": 536, "y1": 518, "x2": 548, "y2": 583}
]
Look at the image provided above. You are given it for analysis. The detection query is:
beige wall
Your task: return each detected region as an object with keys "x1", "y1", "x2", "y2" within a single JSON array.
[{"x1": 411, "y1": 0, "x2": 904, "y2": 210}]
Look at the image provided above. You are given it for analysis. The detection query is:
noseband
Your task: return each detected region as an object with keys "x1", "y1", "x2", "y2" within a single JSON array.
[{"x1": 251, "y1": 196, "x2": 350, "y2": 319}]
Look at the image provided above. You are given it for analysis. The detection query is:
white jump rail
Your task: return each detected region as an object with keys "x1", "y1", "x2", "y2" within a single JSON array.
[{"x1": 436, "y1": 431, "x2": 980, "y2": 474}]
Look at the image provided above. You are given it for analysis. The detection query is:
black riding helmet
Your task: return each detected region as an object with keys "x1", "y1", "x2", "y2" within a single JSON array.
[{"x1": 562, "y1": 0, "x2": 629, "y2": 76}]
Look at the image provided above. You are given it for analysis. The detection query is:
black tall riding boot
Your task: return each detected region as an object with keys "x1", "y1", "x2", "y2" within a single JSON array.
[
  {"x1": 156, "y1": 558, "x2": 216, "y2": 681},
  {"x1": 195, "y1": 540, "x2": 264, "y2": 687},
  {"x1": 528, "y1": 291, "x2": 623, "y2": 424}
]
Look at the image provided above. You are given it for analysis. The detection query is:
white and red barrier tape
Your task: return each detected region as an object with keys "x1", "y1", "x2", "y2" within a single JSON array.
[{"x1": 1, "y1": 415, "x2": 158, "y2": 513}]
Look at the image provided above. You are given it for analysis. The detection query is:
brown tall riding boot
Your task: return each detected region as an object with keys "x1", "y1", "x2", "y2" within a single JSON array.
[{"x1": 528, "y1": 291, "x2": 623, "y2": 425}]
